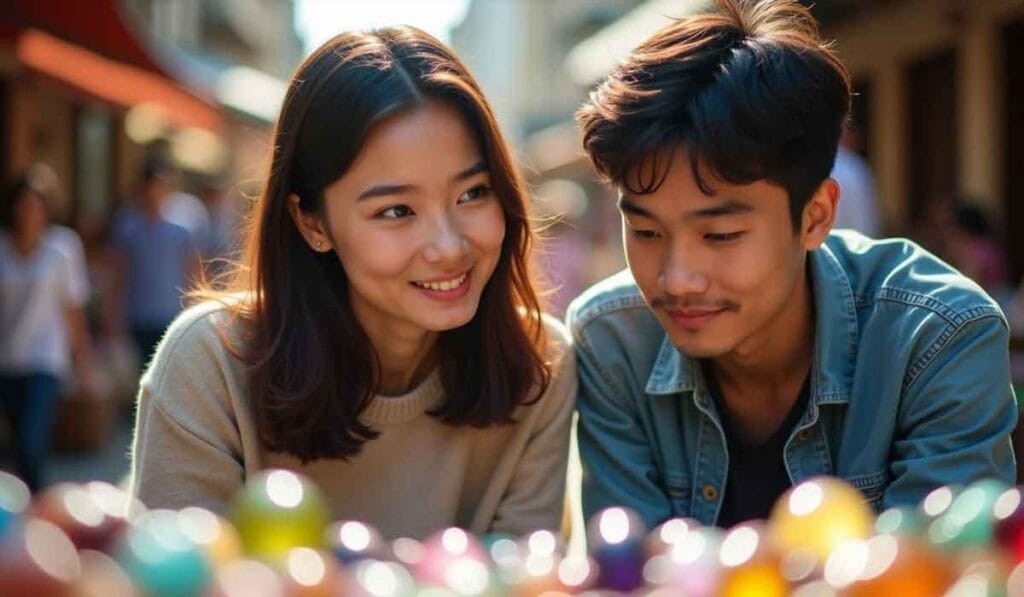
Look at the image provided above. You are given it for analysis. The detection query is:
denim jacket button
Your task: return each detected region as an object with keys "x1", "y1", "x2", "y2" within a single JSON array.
[
  {"x1": 797, "y1": 430, "x2": 810, "y2": 442},
  {"x1": 702, "y1": 484, "x2": 719, "y2": 501}
]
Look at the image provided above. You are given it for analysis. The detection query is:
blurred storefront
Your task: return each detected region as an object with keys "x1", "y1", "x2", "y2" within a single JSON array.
[
  {"x1": 0, "y1": 0, "x2": 300, "y2": 459},
  {"x1": 823, "y1": 0, "x2": 1024, "y2": 280},
  {"x1": 0, "y1": 0, "x2": 300, "y2": 225},
  {"x1": 120, "y1": 0, "x2": 301, "y2": 196},
  {"x1": 0, "y1": 0, "x2": 223, "y2": 222}
]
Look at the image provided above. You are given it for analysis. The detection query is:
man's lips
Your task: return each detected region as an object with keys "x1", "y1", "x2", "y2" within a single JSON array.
[{"x1": 664, "y1": 307, "x2": 726, "y2": 327}]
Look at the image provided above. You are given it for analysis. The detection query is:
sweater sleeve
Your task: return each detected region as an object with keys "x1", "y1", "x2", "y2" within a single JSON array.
[
  {"x1": 488, "y1": 316, "x2": 578, "y2": 536},
  {"x1": 127, "y1": 304, "x2": 246, "y2": 516}
]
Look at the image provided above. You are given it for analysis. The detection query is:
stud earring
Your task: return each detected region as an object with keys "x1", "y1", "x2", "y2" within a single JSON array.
[{"x1": 316, "y1": 241, "x2": 323, "y2": 251}]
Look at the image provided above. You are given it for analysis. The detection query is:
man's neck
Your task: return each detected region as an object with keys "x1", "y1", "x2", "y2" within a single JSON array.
[{"x1": 140, "y1": 198, "x2": 163, "y2": 221}]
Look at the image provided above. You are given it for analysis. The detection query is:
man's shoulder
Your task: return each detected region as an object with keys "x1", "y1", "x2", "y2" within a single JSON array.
[
  {"x1": 158, "y1": 218, "x2": 192, "y2": 241},
  {"x1": 44, "y1": 226, "x2": 87, "y2": 266},
  {"x1": 566, "y1": 269, "x2": 653, "y2": 330},
  {"x1": 825, "y1": 231, "x2": 1004, "y2": 326},
  {"x1": 565, "y1": 269, "x2": 666, "y2": 368},
  {"x1": 44, "y1": 225, "x2": 81, "y2": 248}
]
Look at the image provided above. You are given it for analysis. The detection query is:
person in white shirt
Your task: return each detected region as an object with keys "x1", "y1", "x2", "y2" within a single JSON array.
[
  {"x1": 163, "y1": 190, "x2": 211, "y2": 254},
  {"x1": 45, "y1": 224, "x2": 90, "y2": 308},
  {"x1": 831, "y1": 124, "x2": 880, "y2": 237},
  {"x1": 0, "y1": 169, "x2": 95, "y2": 491},
  {"x1": 18, "y1": 163, "x2": 91, "y2": 308}
]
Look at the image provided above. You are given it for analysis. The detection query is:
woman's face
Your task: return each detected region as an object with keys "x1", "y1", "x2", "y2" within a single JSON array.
[{"x1": 294, "y1": 100, "x2": 507, "y2": 340}]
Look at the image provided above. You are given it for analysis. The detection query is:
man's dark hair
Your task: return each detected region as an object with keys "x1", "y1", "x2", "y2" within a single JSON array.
[
  {"x1": 2, "y1": 163, "x2": 60, "y2": 227},
  {"x1": 954, "y1": 201, "x2": 993, "y2": 238},
  {"x1": 577, "y1": 0, "x2": 852, "y2": 227},
  {"x1": 141, "y1": 153, "x2": 174, "y2": 184}
]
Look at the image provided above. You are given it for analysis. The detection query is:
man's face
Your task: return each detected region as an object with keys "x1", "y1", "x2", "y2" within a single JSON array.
[{"x1": 620, "y1": 147, "x2": 832, "y2": 360}]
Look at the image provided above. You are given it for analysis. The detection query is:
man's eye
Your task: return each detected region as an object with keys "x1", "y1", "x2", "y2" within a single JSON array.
[{"x1": 705, "y1": 231, "x2": 744, "y2": 242}]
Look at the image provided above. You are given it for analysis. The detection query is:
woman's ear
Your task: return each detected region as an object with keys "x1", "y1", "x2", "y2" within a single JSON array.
[
  {"x1": 287, "y1": 193, "x2": 332, "y2": 252},
  {"x1": 800, "y1": 178, "x2": 838, "y2": 250}
]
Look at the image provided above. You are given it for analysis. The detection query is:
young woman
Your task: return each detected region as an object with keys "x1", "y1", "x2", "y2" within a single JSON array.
[{"x1": 129, "y1": 27, "x2": 577, "y2": 539}]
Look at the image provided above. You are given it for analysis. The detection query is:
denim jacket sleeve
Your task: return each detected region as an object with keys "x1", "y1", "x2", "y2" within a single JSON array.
[
  {"x1": 571, "y1": 314, "x2": 674, "y2": 529},
  {"x1": 885, "y1": 314, "x2": 1018, "y2": 507}
]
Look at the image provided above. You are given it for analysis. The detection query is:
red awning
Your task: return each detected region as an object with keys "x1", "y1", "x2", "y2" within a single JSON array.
[
  {"x1": 9, "y1": 0, "x2": 166, "y2": 74},
  {"x1": 17, "y1": 29, "x2": 222, "y2": 132}
]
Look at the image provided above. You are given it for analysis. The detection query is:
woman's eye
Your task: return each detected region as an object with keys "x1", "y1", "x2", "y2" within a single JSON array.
[
  {"x1": 377, "y1": 205, "x2": 414, "y2": 219},
  {"x1": 705, "y1": 231, "x2": 744, "y2": 242},
  {"x1": 458, "y1": 183, "x2": 492, "y2": 203}
]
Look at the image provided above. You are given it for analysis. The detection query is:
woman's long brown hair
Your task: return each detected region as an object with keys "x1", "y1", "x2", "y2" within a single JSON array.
[{"x1": 192, "y1": 26, "x2": 551, "y2": 462}]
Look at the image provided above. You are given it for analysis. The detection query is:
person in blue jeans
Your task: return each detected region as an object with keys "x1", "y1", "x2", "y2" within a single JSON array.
[
  {"x1": 0, "y1": 169, "x2": 95, "y2": 491},
  {"x1": 568, "y1": 0, "x2": 1016, "y2": 530},
  {"x1": 111, "y1": 156, "x2": 199, "y2": 366}
]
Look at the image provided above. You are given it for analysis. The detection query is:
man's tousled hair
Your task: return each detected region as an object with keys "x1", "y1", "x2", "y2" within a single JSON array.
[{"x1": 577, "y1": 0, "x2": 852, "y2": 226}]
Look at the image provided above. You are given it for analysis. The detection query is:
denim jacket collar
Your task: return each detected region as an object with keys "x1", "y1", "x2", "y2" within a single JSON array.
[{"x1": 645, "y1": 244, "x2": 858, "y2": 406}]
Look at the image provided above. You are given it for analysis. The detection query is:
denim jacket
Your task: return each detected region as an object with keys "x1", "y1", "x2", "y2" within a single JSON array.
[{"x1": 567, "y1": 231, "x2": 1017, "y2": 528}]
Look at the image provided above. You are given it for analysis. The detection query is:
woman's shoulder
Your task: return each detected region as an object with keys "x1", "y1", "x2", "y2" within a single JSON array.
[
  {"x1": 164, "y1": 300, "x2": 240, "y2": 346},
  {"x1": 538, "y1": 311, "x2": 571, "y2": 361},
  {"x1": 134, "y1": 300, "x2": 254, "y2": 488},
  {"x1": 144, "y1": 298, "x2": 250, "y2": 389},
  {"x1": 535, "y1": 311, "x2": 577, "y2": 402},
  {"x1": 498, "y1": 311, "x2": 577, "y2": 437}
]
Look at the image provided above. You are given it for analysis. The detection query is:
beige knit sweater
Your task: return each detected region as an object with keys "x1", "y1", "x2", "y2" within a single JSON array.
[{"x1": 128, "y1": 301, "x2": 577, "y2": 540}]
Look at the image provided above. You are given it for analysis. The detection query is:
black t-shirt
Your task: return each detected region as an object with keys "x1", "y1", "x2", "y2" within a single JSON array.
[{"x1": 704, "y1": 366, "x2": 811, "y2": 529}]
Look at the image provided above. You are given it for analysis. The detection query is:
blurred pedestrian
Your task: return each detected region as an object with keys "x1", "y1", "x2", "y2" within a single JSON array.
[
  {"x1": 111, "y1": 156, "x2": 200, "y2": 366},
  {"x1": 195, "y1": 174, "x2": 243, "y2": 282},
  {"x1": 164, "y1": 189, "x2": 211, "y2": 255},
  {"x1": 76, "y1": 211, "x2": 141, "y2": 405},
  {"x1": 18, "y1": 164, "x2": 93, "y2": 319},
  {"x1": 0, "y1": 169, "x2": 96, "y2": 491},
  {"x1": 948, "y1": 200, "x2": 1008, "y2": 300},
  {"x1": 830, "y1": 122, "x2": 880, "y2": 236}
]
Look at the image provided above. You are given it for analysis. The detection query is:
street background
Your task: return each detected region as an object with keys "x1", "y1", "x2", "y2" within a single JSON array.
[{"x1": 1, "y1": 0, "x2": 1023, "y2": 493}]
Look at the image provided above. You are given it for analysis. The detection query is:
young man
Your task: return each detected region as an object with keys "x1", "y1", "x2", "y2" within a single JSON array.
[{"x1": 568, "y1": 0, "x2": 1017, "y2": 529}]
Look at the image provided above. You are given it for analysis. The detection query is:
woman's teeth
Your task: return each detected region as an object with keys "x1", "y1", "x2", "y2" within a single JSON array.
[{"x1": 414, "y1": 273, "x2": 467, "y2": 291}]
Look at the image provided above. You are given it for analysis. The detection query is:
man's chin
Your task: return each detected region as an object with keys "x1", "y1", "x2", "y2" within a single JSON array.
[{"x1": 667, "y1": 333, "x2": 733, "y2": 359}]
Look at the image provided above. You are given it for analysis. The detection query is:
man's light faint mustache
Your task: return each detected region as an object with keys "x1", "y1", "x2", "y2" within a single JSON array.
[{"x1": 650, "y1": 297, "x2": 740, "y2": 311}]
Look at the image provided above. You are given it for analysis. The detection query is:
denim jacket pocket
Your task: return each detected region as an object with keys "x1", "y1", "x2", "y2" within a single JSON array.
[
  {"x1": 662, "y1": 471, "x2": 691, "y2": 516},
  {"x1": 842, "y1": 471, "x2": 888, "y2": 511}
]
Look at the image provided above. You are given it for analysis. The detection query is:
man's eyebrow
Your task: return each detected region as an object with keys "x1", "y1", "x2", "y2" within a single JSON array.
[
  {"x1": 618, "y1": 196, "x2": 754, "y2": 220},
  {"x1": 686, "y1": 199, "x2": 754, "y2": 219}
]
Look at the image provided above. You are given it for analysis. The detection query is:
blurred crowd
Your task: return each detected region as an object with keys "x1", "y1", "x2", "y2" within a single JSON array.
[
  {"x1": 0, "y1": 147, "x2": 243, "y2": 491},
  {"x1": 829, "y1": 122, "x2": 1019, "y2": 322}
]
